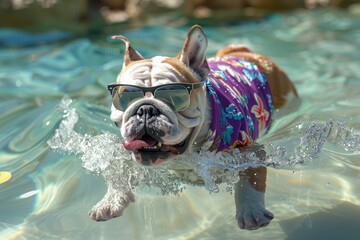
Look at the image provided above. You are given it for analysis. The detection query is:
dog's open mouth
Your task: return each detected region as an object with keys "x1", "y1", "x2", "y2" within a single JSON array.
[{"x1": 123, "y1": 134, "x2": 187, "y2": 165}]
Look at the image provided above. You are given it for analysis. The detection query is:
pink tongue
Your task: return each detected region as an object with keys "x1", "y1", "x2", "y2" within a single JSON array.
[
  {"x1": 123, "y1": 136, "x2": 158, "y2": 151},
  {"x1": 123, "y1": 140, "x2": 148, "y2": 151}
]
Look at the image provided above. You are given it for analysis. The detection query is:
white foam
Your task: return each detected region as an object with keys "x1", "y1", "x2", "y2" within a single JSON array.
[{"x1": 47, "y1": 98, "x2": 360, "y2": 195}]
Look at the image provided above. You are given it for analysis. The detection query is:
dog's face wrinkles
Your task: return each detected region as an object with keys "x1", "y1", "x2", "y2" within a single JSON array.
[{"x1": 110, "y1": 27, "x2": 210, "y2": 166}]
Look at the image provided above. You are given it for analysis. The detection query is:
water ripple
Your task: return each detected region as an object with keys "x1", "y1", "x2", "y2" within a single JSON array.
[{"x1": 1, "y1": 9, "x2": 360, "y2": 239}]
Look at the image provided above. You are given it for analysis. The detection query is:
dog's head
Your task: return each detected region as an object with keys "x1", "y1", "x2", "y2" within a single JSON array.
[{"x1": 108, "y1": 25, "x2": 210, "y2": 166}]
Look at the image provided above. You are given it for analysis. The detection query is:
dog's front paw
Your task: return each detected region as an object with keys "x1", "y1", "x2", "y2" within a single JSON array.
[
  {"x1": 236, "y1": 204, "x2": 274, "y2": 230},
  {"x1": 89, "y1": 190, "x2": 135, "y2": 221}
]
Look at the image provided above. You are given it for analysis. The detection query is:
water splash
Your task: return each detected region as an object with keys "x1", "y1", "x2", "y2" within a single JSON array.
[
  {"x1": 48, "y1": 98, "x2": 185, "y2": 195},
  {"x1": 47, "y1": 99, "x2": 360, "y2": 195}
]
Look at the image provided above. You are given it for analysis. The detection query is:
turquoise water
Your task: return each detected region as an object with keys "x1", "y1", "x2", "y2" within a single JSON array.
[{"x1": 1, "y1": 9, "x2": 360, "y2": 240}]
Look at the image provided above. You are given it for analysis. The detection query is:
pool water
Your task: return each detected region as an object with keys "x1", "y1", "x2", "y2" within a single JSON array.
[{"x1": 1, "y1": 8, "x2": 360, "y2": 240}]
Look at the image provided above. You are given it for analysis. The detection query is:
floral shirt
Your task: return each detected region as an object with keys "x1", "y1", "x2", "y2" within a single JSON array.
[{"x1": 205, "y1": 56, "x2": 274, "y2": 152}]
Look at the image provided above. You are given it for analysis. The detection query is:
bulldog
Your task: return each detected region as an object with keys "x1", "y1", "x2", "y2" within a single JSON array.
[{"x1": 89, "y1": 25, "x2": 298, "y2": 230}]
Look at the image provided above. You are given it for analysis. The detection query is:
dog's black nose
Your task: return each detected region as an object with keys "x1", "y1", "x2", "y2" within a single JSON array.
[{"x1": 137, "y1": 105, "x2": 160, "y2": 118}]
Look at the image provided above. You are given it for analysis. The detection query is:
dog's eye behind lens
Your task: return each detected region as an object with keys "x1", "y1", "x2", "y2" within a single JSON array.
[
  {"x1": 155, "y1": 86, "x2": 189, "y2": 110},
  {"x1": 113, "y1": 86, "x2": 143, "y2": 110}
]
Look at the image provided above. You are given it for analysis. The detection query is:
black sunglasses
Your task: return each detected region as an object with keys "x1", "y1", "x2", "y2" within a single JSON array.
[{"x1": 107, "y1": 82, "x2": 204, "y2": 111}]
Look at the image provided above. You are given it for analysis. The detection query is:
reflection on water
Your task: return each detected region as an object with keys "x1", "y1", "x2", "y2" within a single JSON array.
[{"x1": 1, "y1": 9, "x2": 360, "y2": 240}]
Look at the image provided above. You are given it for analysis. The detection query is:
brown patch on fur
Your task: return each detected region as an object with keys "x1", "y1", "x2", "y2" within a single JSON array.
[
  {"x1": 216, "y1": 45, "x2": 253, "y2": 56},
  {"x1": 216, "y1": 46, "x2": 298, "y2": 109},
  {"x1": 162, "y1": 57, "x2": 201, "y2": 83},
  {"x1": 112, "y1": 35, "x2": 144, "y2": 67},
  {"x1": 239, "y1": 167, "x2": 267, "y2": 192},
  {"x1": 123, "y1": 59, "x2": 152, "y2": 69},
  {"x1": 118, "y1": 59, "x2": 152, "y2": 82}
]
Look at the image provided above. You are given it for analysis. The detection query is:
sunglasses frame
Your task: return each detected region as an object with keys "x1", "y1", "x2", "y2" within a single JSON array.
[{"x1": 107, "y1": 82, "x2": 205, "y2": 111}]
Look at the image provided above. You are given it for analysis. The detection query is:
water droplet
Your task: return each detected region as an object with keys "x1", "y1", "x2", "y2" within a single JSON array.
[
  {"x1": 45, "y1": 121, "x2": 50, "y2": 126},
  {"x1": 16, "y1": 80, "x2": 22, "y2": 87},
  {"x1": 327, "y1": 182, "x2": 331, "y2": 187}
]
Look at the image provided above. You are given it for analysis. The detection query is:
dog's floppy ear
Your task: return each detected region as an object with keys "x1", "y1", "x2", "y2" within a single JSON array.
[
  {"x1": 112, "y1": 35, "x2": 144, "y2": 67},
  {"x1": 178, "y1": 25, "x2": 209, "y2": 79}
]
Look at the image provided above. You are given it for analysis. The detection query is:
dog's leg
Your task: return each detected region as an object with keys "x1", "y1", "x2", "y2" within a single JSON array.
[
  {"x1": 234, "y1": 166, "x2": 274, "y2": 230},
  {"x1": 89, "y1": 184, "x2": 135, "y2": 221}
]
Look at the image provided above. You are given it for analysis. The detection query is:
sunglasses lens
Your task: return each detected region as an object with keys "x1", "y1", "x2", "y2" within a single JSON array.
[
  {"x1": 155, "y1": 85, "x2": 190, "y2": 111},
  {"x1": 112, "y1": 86, "x2": 143, "y2": 111}
]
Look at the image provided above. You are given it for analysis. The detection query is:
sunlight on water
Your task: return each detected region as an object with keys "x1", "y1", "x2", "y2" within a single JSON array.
[
  {"x1": 47, "y1": 97, "x2": 360, "y2": 196},
  {"x1": 1, "y1": 8, "x2": 360, "y2": 240}
]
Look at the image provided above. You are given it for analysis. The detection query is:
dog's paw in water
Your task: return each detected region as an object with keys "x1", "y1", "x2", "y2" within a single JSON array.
[
  {"x1": 234, "y1": 169, "x2": 274, "y2": 230},
  {"x1": 235, "y1": 202, "x2": 274, "y2": 230},
  {"x1": 89, "y1": 185, "x2": 135, "y2": 221}
]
